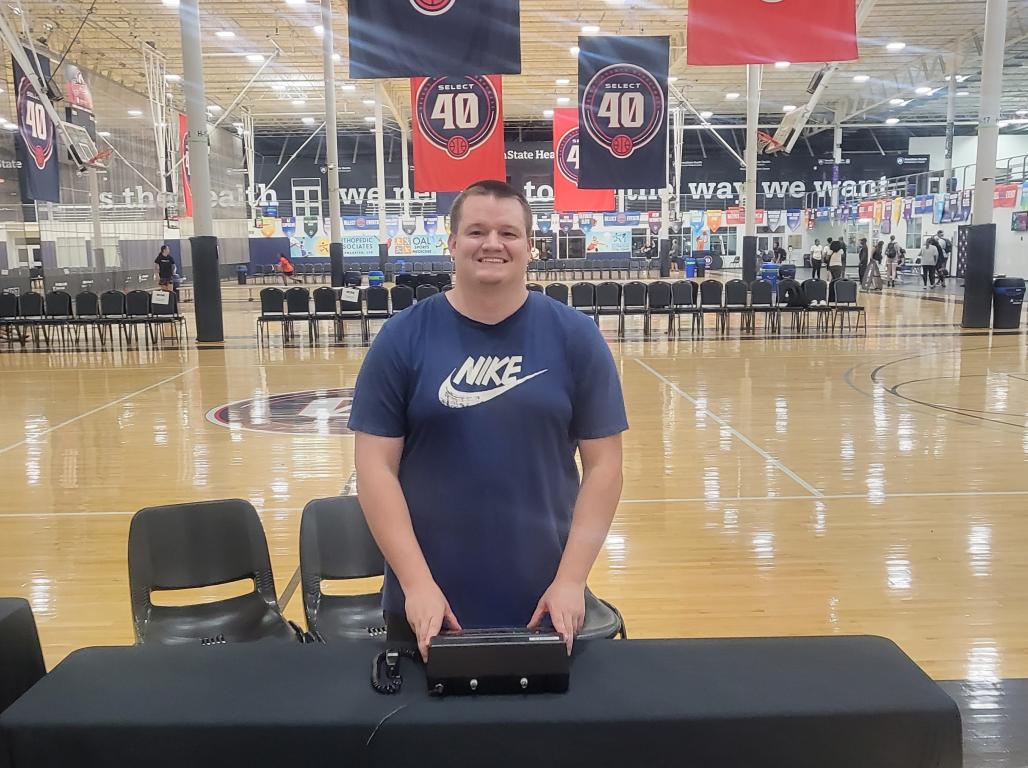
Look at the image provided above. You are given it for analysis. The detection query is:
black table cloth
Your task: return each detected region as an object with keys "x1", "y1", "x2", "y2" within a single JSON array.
[
  {"x1": 0, "y1": 635, "x2": 961, "y2": 768},
  {"x1": 0, "y1": 599, "x2": 46, "y2": 768}
]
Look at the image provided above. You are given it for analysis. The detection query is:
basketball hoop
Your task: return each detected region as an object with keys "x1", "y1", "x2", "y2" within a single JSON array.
[
  {"x1": 757, "y1": 130, "x2": 785, "y2": 155},
  {"x1": 84, "y1": 148, "x2": 113, "y2": 170}
]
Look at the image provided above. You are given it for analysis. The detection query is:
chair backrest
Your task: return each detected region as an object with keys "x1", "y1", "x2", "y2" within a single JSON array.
[
  {"x1": 647, "y1": 281, "x2": 672, "y2": 309},
  {"x1": 366, "y1": 286, "x2": 390, "y2": 312},
  {"x1": 415, "y1": 284, "x2": 439, "y2": 301},
  {"x1": 670, "y1": 280, "x2": 693, "y2": 307},
  {"x1": 395, "y1": 273, "x2": 415, "y2": 288},
  {"x1": 299, "y1": 496, "x2": 384, "y2": 630},
  {"x1": 571, "y1": 282, "x2": 595, "y2": 309},
  {"x1": 45, "y1": 290, "x2": 72, "y2": 317},
  {"x1": 526, "y1": 283, "x2": 544, "y2": 293},
  {"x1": 18, "y1": 292, "x2": 44, "y2": 318},
  {"x1": 125, "y1": 290, "x2": 151, "y2": 317},
  {"x1": 127, "y1": 499, "x2": 280, "y2": 640},
  {"x1": 595, "y1": 281, "x2": 621, "y2": 309},
  {"x1": 803, "y1": 279, "x2": 828, "y2": 304},
  {"x1": 151, "y1": 291, "x2": 179, "y2": 317},
  {"x1": 260, "y1": 287, "x2": 285, "y2": 315},
  {"x1": 74, "y1": 291, "x2": 100, "y2": 317},
  {"x1": 285, "y1": 287, "x2": 311, "y2": 314},
  {"x1": 544, "y1": 282, "x2": 569, "y2": 304},
  {"x1": 0, "y1": 292, "x2": 18, "y2": 319},
  {"x1": 833, "y1": 279, "x2": 858, "y2": 304},
  {"x1": 622, "y1": 281, "x2": 647, "y2": 309},
  {"x1": 389, "y1": 285, "x2": 413, "y2": 311},
  {"x1": 724, "y1": 279, "x2": 748, "y2": 306},
  {"x1": 750, "y1": 280, "x2": 773, "y2": 306},
  {"x1": 343, "y1": 271, "x2": 362, "y2": 287},
  {"x1": 433, "y1": 272, "x2": 450, "y2": 289},
  {"x1": 313, "y1": 286, "x2": 338, "y2": 314},
  {"x1": 777, "y1": 278, "x2": 806, "y2": 307},
  {"x1": 100, "y1": 290, "x2": 127, "y2": 317},
  {"x1": 699, "y1": 279, "x2": 723, "y2": 308}
]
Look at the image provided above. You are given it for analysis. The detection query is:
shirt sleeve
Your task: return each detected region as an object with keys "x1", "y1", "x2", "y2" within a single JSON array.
[
  {"x1": 346, "y1": 319, "x2": 410, "y2": 438},
  {"x1": 568, "y1": 314, "x2": 629, "y2": 441}
]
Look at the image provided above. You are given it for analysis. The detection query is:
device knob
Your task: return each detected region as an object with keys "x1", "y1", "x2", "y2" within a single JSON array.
[
  {"x1": 470, "y1": 679, "x2": 478, "y2": 691},
  {"x1": 520, "y1": 677, "x2": 528, "y2": 690}
]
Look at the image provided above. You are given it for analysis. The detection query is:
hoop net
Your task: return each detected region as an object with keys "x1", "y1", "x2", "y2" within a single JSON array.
[
  {"x1": 757, "y1": 130, "x2": 785, "y2": 155},
  {"x1": 85, "y1": 148, "x2": 113, "y2": 170}
]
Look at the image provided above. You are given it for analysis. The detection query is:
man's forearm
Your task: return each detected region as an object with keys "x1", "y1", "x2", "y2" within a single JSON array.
[
  {"x1": 555, "y1": 462, "x2": 623, "y2": 585},
  {"x1": 356, "y1": 466, "x2": 434, "y2": 593}
]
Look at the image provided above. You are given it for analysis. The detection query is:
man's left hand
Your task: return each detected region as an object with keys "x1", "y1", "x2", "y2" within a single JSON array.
[{"x1": 527, "y1": 579, "x2": 585, "y2": 654}]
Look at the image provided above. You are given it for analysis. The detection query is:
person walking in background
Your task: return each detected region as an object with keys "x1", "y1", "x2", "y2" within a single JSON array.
[
  {"x1": 857, "y1": 237, "x2": 869, "y2": 285},
  {"x1": 934, "y1": 230, "x2": 951, "y2": 288},
  {"x1": 863, "y1": 240, "x2": 883, "y2": 291},
  {"x1": 277, "y1": 253, "x2": 302, "y2": 285},
  {"x1": 810, "y1": 239, "x2": 823, "y2": 280},
  {"x1": 828, "y1": 237, "x2": 846, "y2": 281},
  {"x1": 772, "y1": 241, "x2": 787, "y2": 264},
  {"x1": 919, "y1": 238, "x2": 939, "y2": 289},
  {"x1": 885, "y1": 235, "x2": 900, "y2": 288}
]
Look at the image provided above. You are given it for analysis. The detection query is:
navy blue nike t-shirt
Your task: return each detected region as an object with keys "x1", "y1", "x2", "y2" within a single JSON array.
[{"x1": 347, "y1": 291, "x2": 628, "y2": 628}]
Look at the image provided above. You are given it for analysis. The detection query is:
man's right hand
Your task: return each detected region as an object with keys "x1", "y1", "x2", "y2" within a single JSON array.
[{"x1": 404, "y1": 580, "x2": 461, "y2": 662}]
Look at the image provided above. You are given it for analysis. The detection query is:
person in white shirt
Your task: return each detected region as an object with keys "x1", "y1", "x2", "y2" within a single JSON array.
[{"x1": 810, "y1": 239, "x2": 823, "y2": 280}]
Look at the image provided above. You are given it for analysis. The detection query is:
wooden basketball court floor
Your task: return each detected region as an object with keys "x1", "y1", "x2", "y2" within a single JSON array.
[{"x1": 1, "y1": 284, "x2": 1026, "y2": 701}]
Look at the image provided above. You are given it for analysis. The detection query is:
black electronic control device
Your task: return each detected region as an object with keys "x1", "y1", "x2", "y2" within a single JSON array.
[{"x1": 425, "y1": 629, "x2": 570, "y2": 696}]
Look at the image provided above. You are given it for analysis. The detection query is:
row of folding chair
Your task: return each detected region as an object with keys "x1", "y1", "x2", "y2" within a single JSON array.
[
  {"x1": 256, "y1": 284, "x2": 448, "y2": 344},
  {"x1": 0, "y1": 289, "x2": 186, "y2": 349},
  {"x1": 128, "y1": 496, "x2": 625, "y2": 646},
  {"x1": 527, "y1": 259, "x2": 655, "y2": 281}
]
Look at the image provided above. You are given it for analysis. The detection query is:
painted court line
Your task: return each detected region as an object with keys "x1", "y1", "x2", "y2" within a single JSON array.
[
  {"x1": 0, "y1": 366, "x2": 199, "y2": 458},
  {"x1": 633, "y1": 358, "x2": 825, "y2": 498}
]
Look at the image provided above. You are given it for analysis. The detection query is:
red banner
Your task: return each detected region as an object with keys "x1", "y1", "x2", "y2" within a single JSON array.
[
  {"x1": 552, "y1": 108, "x2": 615, "y2": 213},
  {"x1": 726, "y1": 207, "x2": 745, "y2": 226},
  {"x1": 178, "y1": 113, "x2": 192, "y2": 217},
  {"x1": 687, "y1": 0, "x2": 857, "y2": 66},
  {"x1": 411, "y1": 75, "x2": 505, "y2": 192},
  {"x1": 858, "y1": 200, "x2": 875, "y2": 220},
  {"x1": 994, "y1": 183, "x2": 1019, "y2": 208}
]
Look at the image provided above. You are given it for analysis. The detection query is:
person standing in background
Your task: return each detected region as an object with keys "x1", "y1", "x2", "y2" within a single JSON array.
[
  {"x1": 810, "y1": 239, "x2": 823, "y2": 280},
  {"x1": 885, "y1": 236, "x2": 900, "y2": 288},
  {"x1": 154, "y1": 245, "x2": 176, "y2": 291},
  {"x1": 857, "y1": 238, "x2": 869, "y2": 285},
  {"x1": 919, "y1": 238, "x2": 939, "y2": 288}
]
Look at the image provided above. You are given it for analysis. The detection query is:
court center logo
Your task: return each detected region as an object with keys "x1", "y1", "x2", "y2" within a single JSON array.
[
  {"x1": 416, "y1": 75, "x2": 499, "y2": 160},
  {"x1": 556, "y1": 126, "x2": 583, "y2": 184},
  {"x1": 206, "y1": 389, "x2": 356, "y2": 436},
  {"x1": 582, "y1": 63, "x2": 665, "y2": 159},
  {"x1": 410, "y1": 0, "x2": 456, "y2": 14}
]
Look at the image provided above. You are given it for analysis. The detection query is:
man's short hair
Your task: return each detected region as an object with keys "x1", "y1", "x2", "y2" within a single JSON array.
[{"x1": 449, "y1": 179, "x2": 533, "y2": 237}]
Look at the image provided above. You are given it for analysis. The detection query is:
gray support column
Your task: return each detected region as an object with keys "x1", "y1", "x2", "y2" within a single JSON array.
[
  {"x1": 374, "y1": 83, "x2": 389, "y2": 269},
  {"x1": 831, "y1": 122, "x2": 843, "y2": 208},
  {"x1": 87, "y1": 170, "x2": 106, "y2": 272},
  {"x1": 972, "y1": 0, "x2": 1008, "y2": 226},
  {"x1": 178, "y1": 0, "x2": 224, "y2": 342},
  {"x1": 742, "y1": 64, "x2": 760, "y2": 282},
  {"x1": 322, "y1": 0, "x2": 344, "y2": 287},
  {"x1": 399, "y1": 117, "x2": 411, "y2": 218},
  {"x1": 944, "y1": 51, "x2": 957, "y2": 189}
]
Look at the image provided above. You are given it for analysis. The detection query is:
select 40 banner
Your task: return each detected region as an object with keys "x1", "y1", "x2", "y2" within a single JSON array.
[
  {"x1": 411, "y1": 75, "x2": 506, "y2": 193},
  {"x1": 12, "y1": 51, "x2": 59, "y2": 203},
  {"x1": 687, "y1": 0, "x2": 857, "y2": 65},
  {"x1": 552, "y1": 108, "x2": 615, "y2": 213},
  {"x1": 347, "y1": 0, "x2": 521, "y2": 79},
  {"x1": 577, "y1": 36, "x2": 669, "y2": 190}
]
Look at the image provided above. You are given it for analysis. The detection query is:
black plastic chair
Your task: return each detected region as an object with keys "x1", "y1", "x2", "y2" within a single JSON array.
[
  {"x1": 571, "y1": 282, "x2": 597, "y2": 322},
  {"x1": 285, "y1": 286, "x2": 314, "y2": 342},
  {"x1": 336, "y1": 286, "x2": 367, "y2": 342},
  {"x1": 17, "y1": 292, "x2": 47, "y2": 345},
  {"x1": 395, "y1": 272, "x2": 416, "y2": 290},
  {"x1": 124, "y1": 290, "x2": 152, "y2": 344},
  {"x1": 544, "y1": 282, "x2": 569, "y2": 304},
  {"x1": 0, "y1": 292, "x2": 22, "y2": 346},
  {"x1": 749, "y1": 279, "x2": 779, "y2": 333},
  {"x1": 44, "y1": 290, "x2": 73, "y2": 344},
  {"x1": 312, "y1": 286, "x2": 340, "y2": 342},
  {"x1": 365, "y1": 286, "x2": 392, "y2": 338},
  {"x1": 389, "y1": 284, "x2": 414, "y2": 313},
  {"x1": 698, "y1": 279, "x2": 726, "y2": 334},
  {"x1": 578, "y1": 589, "x2": 628, "y2": 641},
  {"x1": 127, "y1": 499, "x2": 296, "y2": 645},
  {"x1": 776, "y1": 279, "x2": 807, "y2": 334},
  {"x1": 620, "y1": 281, "x2": 648, "y2": 337},
  {"x1": 594, "y1": 281, "x2": 622, "y2": 331},
  {"x1": 343, "y1": 271, "x2": 362, "y2": 288},
  {"x1": 527, "y1": 283, "x2": 544, "y2": 293},
  {"x1": 257, "y1": 287, "x2": 287, "y2": 344},
  {"x1": 415, "y1": 284, "x2": 439, "y2": 301},
  {"x1": 831, "y1": 279, "x2": 867, "y2": 335},
  {"x1": 670, "y1": 280, "x2": 700, "y2": 336},
  {"x1": 150, "y1": 291, "x2": 186, "y2": 343},
  {"x1": 802, "y1": 279, "x2": 831, "y2": 334},
  {"x1": 722, "y1": 279, "x2": 751, "y2": 333},
  {"x1": 299, "y1": 496, "x2": 386, "y2": 640},
  {"x1": 645, "y1": 281, "x2": 674, "y2": 336},
  {"x1": 72, "y1": 290, "x2": 101, "y2": 345}
]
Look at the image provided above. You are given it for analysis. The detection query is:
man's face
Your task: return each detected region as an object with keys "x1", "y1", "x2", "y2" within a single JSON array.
[{"x1": 449, "y1": 195, "x2": 531, "y2": 287}]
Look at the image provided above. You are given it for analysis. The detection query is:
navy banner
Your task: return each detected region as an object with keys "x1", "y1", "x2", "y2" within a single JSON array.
[
  {"x1": 578, "y1": 35, "x2": 669, "y2": 189},
  {"x1": 347, "y1": 0, "x2": 521, "y2": 79},
  {"x1": 12, "y1": 51, "x2": 59, "y2": 203}
]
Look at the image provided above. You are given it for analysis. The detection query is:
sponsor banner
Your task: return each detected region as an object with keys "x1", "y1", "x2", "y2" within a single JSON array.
[
  {"x1": 411, "y1": 75, "x2": 505, "y2": 192},
  {"x1": 386, "y1": 217, "x2": 400, "y2": 238},
  {"x1": 579, "y1": 214, "x2": 596, "y2": 234},
  {"x1": 390, "y1": 234, "x2": 448, "y2": 258},
  {"x1": 857, "y1": 200, "x2": 874, "y2": 220},
  {"x1": 178, "y1": 113, "x2": 192, "y2": 217},
  {"x1": 584, "y1": 230, "x2": 632, "y2": 254},
  {"x1": 347, "y1": 0, "x2": 521, "y2": 79},
  {"x1": 602, "y1": 211, "x2": 641, "y2": 227},
  {"x1": 343, "y1": 215, "x2": 380, "y2": 230},
  {"x1": 893, "y1": 197, "x2": 903, "y2": 225},
  {"x1": 765, "y1": 209, "x2": 784, "y2": 231},
  {"x1": 959, "y1": 188, "x2": 973, "y2": 221},
  {"x1": 1020, "y1": 181, "x2": 1028, "y2": 211},
  {"x1": 706, "y1": 209, "x2": 723, "y2": 233},
  {"x1": 914, "y1": 195, "x2": 935, "y2": 215},
  {"x1": 552, "y1": 108, "x2": 615, "y2": 212},
  {"x1": 786, "y1": 209, "x2": 802, "y2": 231},
  {"x1": 686, "y1": 0, "x2": 857, "y2": 65},
  {"x1": 341, "y1": 235, "x2": 380, "y2": 260},
  {"x1": 689, "y1": 210, "x2": 706, "y2": 237},
  {"x1": 281, "y1": 218, "x2": 296, "y2": 238},
  {"x1": 726, "y1": 207, "x2": 745, "y2": 226},
  {"x1": 13, "y1": 51, "x2": 59, "y2": 203},
  {"x1": 578, "y1": 35, "x2": 669, "y2": 189},
  {"x1": 559, "y1": 213, "x2": 575, "y2": 232},
  {"x1": 815, "y1": 207, "x2": 831, "y2": 222},
  {"x1": 994, "y1": 183, "x2": 1019, "y2": 208}
]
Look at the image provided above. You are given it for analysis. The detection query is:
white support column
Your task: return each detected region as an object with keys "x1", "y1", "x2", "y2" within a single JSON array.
[
  {"x1": 375, "y1": 83, "x2": 388, "y2": 250},
  {"x1": 944, "y1": 49, "x2": 958, "y2": 187},
  {"x1": 831, "y1": 122, "x2": 843, "y2": 208},
  {"x1": 972, "y1": 0, "x2": 1008, "y2": 225},
  {"x1": 178, "y1": 0, "x2": 213, "y2": 238},
  {"x1": 743, "y1": 64, "x2": 761, "y2": 238},
  {"x1": 399, "y1": 117, "x2": 411, "y2": 217},
  {"x1": 321, "y1": 0, "x2": 343, "y2": 285}
]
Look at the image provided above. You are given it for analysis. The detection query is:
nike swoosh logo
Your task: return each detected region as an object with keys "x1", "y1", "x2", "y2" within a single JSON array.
[{"x1": 438, "y1": 369, "x2": 548, "y2": 409}]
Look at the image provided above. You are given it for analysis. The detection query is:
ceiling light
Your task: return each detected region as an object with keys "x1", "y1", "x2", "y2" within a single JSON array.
[
  {"x1": 314, "y1": 25, "x2": 324, "y2": 35},
  {"x1": 364, "y1": 116, "x2": 376, "y2": 123},
  {"x1": 164, "y1": 73, "x2": 180, "y2": 82},
  {"x1": 1, "y1": 123, "x2": 17, "y2": 131},
  {"x1": 332, "y1": 53, "x2": 341, "y2": 62},
  {"x1": 957, "y1": 91, "x2": 970, "y2": 97},
  {"x1": 885, "y1": 117, "x2": 899, "y2": 125},
  {"x1": 570, "y1": 46, "x2": 580, "y2": 56},
  {"x1": 207, "y1": 104, "x2": 222, "y2": 112},
  {"x1": 1016, "y1": 109, "x2": 1028, "y2": 116},
  {"x1": 362, "y1": 99, "x2": 375, "y2": 106},
  {"x1": 543, "y1": 109, "x2": 554, "y2": 118},
  {"x1": 886, "y1": 41, "x2": 906, "y2": 52},
  {"x1": 271, "y1": 83, "x2": 285, "y2": 91},
  {"x1": 774, "y1": 61, "x2": 790, "y2": 69},
  {"x1": 291, "y1": 99, "x2": 306, "y2": 106},
  {"x1": 161, "y1": 0, "x2": 178, "y2": 7},
  {"x1": 97, "y1": 131, "x2": 111, "y2": 137},
  {"x1": 232, "y1": 122, "x2": 244, "y2": 128},
  {"x1": 581, "y1": 24, "x2": 600, "y2": 34},
  {"x1": 246, "y1": 54, "x2": 265, "y2": 63},
  {"x1": 889, "y1": 98, "x2": 905, "y2": 106},
  {"x1": 914, "y1": 86, "x2": 932, "y2": 95},
  {"x1": 557, "y1": 96, "x2": 570, "y2": 104},
  {"x1": 302, "y1": 117, "x2": 315, "y2": 125},
  {"x1": 852, "y1": 75, "x2": 869, "y2": 83},
  {"x1": 341, "y1": 84, "x2": 356, "y2": 91},
  {"x1": 127, "y1": 109, "x2": 143, "y2": 117},
  {"x1": 1009, "y1": 118, "x2": 1028, "y2": 125},
  {"x1": 555, "y1": 78, "x2": 570, "y2": 85},
  {"x1": 998, "y1": 120, "x2": 1010, "y2": 128},
  {"x1": 215, "y1": 30, "x2": 235, "y2": 38},
  {"x1": 725, "y1": 92, "x2": 740, "y2": 100},
  {"x1": 782, "y1": 104, "x2": 797, "y2": 113},
  {"x1": 956, "y1": 75, "x2": 969, "y2": 82},
  {"x1": 700, "y1": 110, "x2": 713, "y2": 119}
]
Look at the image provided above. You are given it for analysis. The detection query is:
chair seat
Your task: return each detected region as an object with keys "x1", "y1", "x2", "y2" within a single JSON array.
[
  {"x1": 141, "y1": 591, "x2": 296, "y2": 645},
  {"x1": 310, "y1": 592, "x2": 386, "y2": 640},
  {"x1": 578, "y1": 590, "x2": 625, "y2": 641}
]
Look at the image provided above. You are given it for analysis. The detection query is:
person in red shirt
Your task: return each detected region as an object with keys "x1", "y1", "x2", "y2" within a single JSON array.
[{"x1": 277, "y1": 253, "x2": 301, "y2": 285}]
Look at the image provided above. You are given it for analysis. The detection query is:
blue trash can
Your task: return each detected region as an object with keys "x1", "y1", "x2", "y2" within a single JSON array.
[
  {"x1": 685, "y1": 257, "x2": 697, "y2": 278},
  {"x1": 236, "y1": 265, "x2": 247, "y2": 285},
  {"x1": 760, "y1": 262, "x2": 779, "y2": 291},
  {"x1": 993, "y1": 277, "x2": 1025, "y2": 329},
  {"x1": 368, "y1": 271, "x2": 385, "y2": 288}
]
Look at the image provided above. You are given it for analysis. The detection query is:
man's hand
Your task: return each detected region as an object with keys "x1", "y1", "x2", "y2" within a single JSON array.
[
  {"x1": 404, "y1": 579, "x2": 461, "y2": 662},
  {"x1": 527, "y1": 578, "x2": 585, "y2": 654}
]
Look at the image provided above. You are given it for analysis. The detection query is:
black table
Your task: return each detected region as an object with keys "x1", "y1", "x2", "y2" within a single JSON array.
[
  {"x1": 0, "y1": 601, "x2": 45, "y2": 716},
  {"x1": 0, "y1": 636, "x2": 960, "y2": 768}
]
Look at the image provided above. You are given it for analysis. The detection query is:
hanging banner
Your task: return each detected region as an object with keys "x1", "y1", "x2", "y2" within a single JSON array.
[
  {"x1": 726, "y1": 207, "x2": 745, "y2": 226},
  {"x1": 535, "y1": 214, "x2": 552, "y2": 233},
  {"x1": 281, "y1": 218, "x2": 296, "y2": 238},
  {"x1": 994, "y1": 183, "x2": 1019, "y2": 208},
  {"x1": 706, "y1": 210, "x2": 722, "y2": 233},
  {"x1": 893, "y1": 197, "x2": 903, "y2": 225},
  {"x1": 64, "y1": 63, "x2": 96, "y2": 141},
  {"x1": 1020, "y1": 181, "x2": 1028, "y2": 211},
  {"x1": 815, "y1": 207, "x2": 831, "y2": 222},
  {"x1": 386, "y1": 217, "x2": 400, "y2": 238},
  {"x1": 857, "y1": 201, "x2": 874, "y2": 220},
  {"x1": 347, "y1": 0, "x2": 521, "y2": 79},
  {"x1": 579, "y1": 214, "x2": 596, "y2": 234},
  {"x1": 915, "y1": 195, "x2": 935, "y2": 215},
  {"x1": 872, "y1": 200, "x2": 884, "y2": 226},
  {"x1": 178, "y1": 113, "x2": 192, "y2": 217},
  {"x1": 959, "y1": 189, "x2": 973, "y2": 221},
  {"x1": 602, "y1": 212, "x2": 641, "y2": 227},
  {"x1": 786, "y1": 209, "x2": 802, "y2": 231},
  {"x1": 411, "y1": 75, "x2": 505, "y2": 192},
  {"x1": 578, "y1": 35, "x2": 669, "y2": 189},
  {"x1": 552, "y1": 108, "x2": 615, "y2": 213},
  {"x1": 423, "y1": 215, "x2": 439, "y2": 235},
  {"x1": 12, "y1": 51, "x2": 59, "y2": 204},
  {"x1": 648, "y1": 211, "x2": 661, "y2": 235},
  {"x1": 690, "y1": 210, "x2": 706, "y2": 237},
  {"x1": 902, "y1": 198, "x2": 914, "y2": 220},
  {"x1": 765, "y1": 210, "x2": 784, "y2": 231},
  {"x1": 686, "y1": 0, "x2": 857, "y2": 66},
  {"x1": 343, "y1": 215, "x2": 380, "y2": 231},
  {"x1": 559, "y1": 213, "x2": 575, "y2": 232}
]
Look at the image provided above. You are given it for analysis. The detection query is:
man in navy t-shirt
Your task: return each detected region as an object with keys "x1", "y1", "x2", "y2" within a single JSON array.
[{"x1": 348, "y1": 180, "x2": 627, "y2": 660}]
